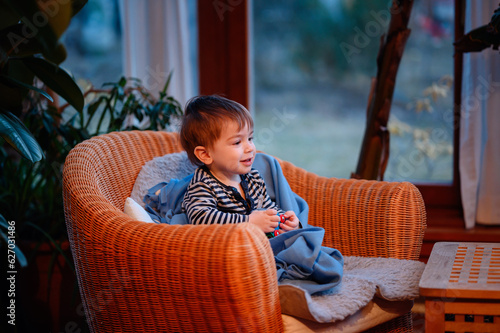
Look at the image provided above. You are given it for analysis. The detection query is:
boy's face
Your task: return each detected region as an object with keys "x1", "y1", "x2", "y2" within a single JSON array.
[{"x1": 203, "y1": 121, "x2": 256, "y2": 184}]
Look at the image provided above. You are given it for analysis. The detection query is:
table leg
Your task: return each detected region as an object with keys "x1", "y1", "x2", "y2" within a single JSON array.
[{"x1": 425, "y1": 299, "x2": 445, "y2": 333}]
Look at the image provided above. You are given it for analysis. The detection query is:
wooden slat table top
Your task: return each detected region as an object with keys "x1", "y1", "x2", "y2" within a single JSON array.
[{"x1": 419, "y1": 242, "x2": 500, "y2": 299}]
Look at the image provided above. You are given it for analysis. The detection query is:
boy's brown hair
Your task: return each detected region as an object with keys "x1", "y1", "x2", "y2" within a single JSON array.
[{"x1": 180, "y1": 95, "x2": 254, "y2": 165}]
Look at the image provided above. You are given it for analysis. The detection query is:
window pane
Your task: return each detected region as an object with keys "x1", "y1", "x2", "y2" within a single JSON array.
[
  {"x1": 252, "y1": 0, "x2": 454, "y2": 183},
  {"x1": 62, "y1": 0, "x2": 122, "y2": 86},
  {"x1": 253, "y1": 0, "x2": 389, "y2": 178},
  {"x1": 385, "y1": 0, "x2": 454, "y2": 183}
]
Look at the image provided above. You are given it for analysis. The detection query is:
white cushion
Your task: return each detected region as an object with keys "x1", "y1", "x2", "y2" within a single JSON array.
[{"x1": 124, "y1": 197, "x2": 155, "y2": 223}]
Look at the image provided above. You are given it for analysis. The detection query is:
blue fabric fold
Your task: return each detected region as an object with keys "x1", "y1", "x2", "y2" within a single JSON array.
[
  {"x1": 144, "y1": 175, "x2": 192, "y2": 225},
  {"x1": 270, "y1": 227, "x2": 344, "y2": 295},
  {"x1": 252, "y1": 153, "x2": 309, "y2": 227}
]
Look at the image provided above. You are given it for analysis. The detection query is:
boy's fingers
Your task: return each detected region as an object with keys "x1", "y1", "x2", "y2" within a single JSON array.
[{"x1": 266, "y1": 209, "x2": 278, "y2": 215}]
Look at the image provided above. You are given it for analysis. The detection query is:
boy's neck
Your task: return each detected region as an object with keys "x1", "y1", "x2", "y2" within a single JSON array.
[{"x1": 203, "y1": 165, "x2": 241, "y2": 188}]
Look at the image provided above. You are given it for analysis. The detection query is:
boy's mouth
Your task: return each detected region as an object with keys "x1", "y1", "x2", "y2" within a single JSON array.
[{"x1": 241, "y1": 157, "x2": 253, "y2": 166}]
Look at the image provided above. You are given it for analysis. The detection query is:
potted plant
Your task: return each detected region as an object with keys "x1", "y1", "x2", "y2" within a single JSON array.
[
  {"x1": 0, "y1": 0, "x2": 184, "y2": 330},
  {"x1": 0, "y1": 1, "x2": 87, "y2": 331},
  {"x1": 1, "y1": 74, "x2": 183, "y2": 331}
]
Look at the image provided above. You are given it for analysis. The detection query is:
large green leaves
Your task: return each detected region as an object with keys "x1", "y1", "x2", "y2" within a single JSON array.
[
  {"x1": 0, "y1": 56, "x2": 83, "y2": 161},
  {"x1": 21, "y1": 57, "x2": 84, "y2": 112},
  {"x1": 0, "y1": 110, "x2": 44, "y2": 162},
  {"x1": 0, "y1": 0, "x2": 87, "y2": 162},
  {"x1": 0, "y1": 2, "x2": 20, "y2": 31},
  {"x1": 3, "y1": 0, "x2": 68, "y2": 59},
  {"x1": 0, "y1": 73, "x2": 53, "y2": 102}
]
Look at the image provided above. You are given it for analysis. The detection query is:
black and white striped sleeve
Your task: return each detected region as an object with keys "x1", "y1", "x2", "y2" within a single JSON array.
[{"x1": 183, "y1": 177, "x2": 248, "y2": 225}]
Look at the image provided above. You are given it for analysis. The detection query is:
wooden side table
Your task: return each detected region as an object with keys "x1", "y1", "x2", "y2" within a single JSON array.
[{"x1": 419, "y1": 242, "x2": 500, "y2": 332}]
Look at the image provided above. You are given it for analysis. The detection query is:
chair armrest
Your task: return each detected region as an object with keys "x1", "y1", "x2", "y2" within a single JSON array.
[
  {"x1": 279, "y1": 160, "x2": 427, "y2": 260},
  {"x1": 67, "y1": 208, "x2": 282, "y2": 332}
]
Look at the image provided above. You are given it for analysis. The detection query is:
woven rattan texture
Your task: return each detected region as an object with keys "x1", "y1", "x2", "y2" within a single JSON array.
[
  {"x1": 63, "y1": 131, "x2": 427, "y2": 332},
  {"x1": 278, "y1": 158, "x2": 427, "y2": 260}
]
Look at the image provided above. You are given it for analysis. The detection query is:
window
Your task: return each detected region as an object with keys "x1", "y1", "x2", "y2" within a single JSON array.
[
  {"x1": 252, "y1": 0, "x2": 455, "y2": 183},
  {"x1": 197, "y1": 0, "x2": 463, "y2": 213},
  {"x1": 252, "y1": 0, "x2": 382, "y2": 178},
  {"x1": 385, "y1": 0, "x2": 455, "y2": 184},
  {"x1": 62, "y1": 0, "x2": 122, "y2": 87}
]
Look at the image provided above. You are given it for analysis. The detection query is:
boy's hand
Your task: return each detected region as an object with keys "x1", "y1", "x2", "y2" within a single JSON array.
[
  {"x1": 249, "y1": 209, "x2": 279, "y2": 233},
  {"x1": 280, "y1": 211, "x2": 300, "y2": 231}
]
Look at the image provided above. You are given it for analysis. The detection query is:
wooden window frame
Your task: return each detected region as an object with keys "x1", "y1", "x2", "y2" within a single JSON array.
[
  {"x1": 197, "y1": 0, "x2": 250, "y2": 108},
  {"x1": 197, "y1": 0, "x2": 465, "y2": 227},
  {"x1": 416, "y1": 0, "x2": 464, "y2": 227}
]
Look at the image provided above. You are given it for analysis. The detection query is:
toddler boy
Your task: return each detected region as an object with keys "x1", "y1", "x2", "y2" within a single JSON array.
[{"x1": 180, "y1": 95, "x2": 300, "y2": 236}]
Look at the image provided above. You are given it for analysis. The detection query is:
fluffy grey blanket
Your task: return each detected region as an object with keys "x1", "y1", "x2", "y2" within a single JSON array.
[{"x1": 279, "y1": 256, "x2": 425, "y2": 323}]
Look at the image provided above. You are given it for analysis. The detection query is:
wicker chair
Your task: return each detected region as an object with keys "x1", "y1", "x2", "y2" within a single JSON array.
[{"x1": 63, "y1": 130, "x2": 426, "y2": 332}]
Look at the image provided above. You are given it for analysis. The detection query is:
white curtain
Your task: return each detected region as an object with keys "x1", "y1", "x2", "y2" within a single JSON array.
[
  {"x1": 460, "y1": 0, "x2": 500, "y2": 228},
  {"x1": 118, "y1": 0, "x2": 195, "y2": 107}
]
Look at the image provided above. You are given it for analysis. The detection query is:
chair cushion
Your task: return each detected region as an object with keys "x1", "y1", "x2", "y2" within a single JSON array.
[
  {"x1": 279, "y1": 256, "x2": 424, "y2": 323},
  {"x1": 123, "y1": 197, "x2": 155, "y2": 223},
  {"x1": 282, "y1": 297, "x2": 413, "y2": 333},
  {"x1": 130, "y1": 151, "x2": 196, "y2": 208}
]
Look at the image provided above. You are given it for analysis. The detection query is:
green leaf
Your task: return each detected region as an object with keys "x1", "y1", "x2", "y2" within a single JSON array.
[
  {"x1": 42, "y1": 42, "x2": 67, "y2": 65},
  {"x1": 161, "y1": 71, "x2": 174, "y2": 96},
  {"x1": 0, "y1": 23, "x2": 44, "y2": 60},
  {"x1": 0, "y1": 58, "x2": 35, "y2": 110},
  {"x1": 0, "y1": 215, "x2": 28, "y2": 268},
  {"x1": 0, "y1": 74, "x2": 53, "y2": 102},
  {"x1": 490, "y1": 5, "x2": 500, "y2": 33},
  {"x1": 21, "y1": 57, "x2": 84, "y2": 112},
  {"x1": 0, "y1": 110, "x2": 44, "y2": 162}
]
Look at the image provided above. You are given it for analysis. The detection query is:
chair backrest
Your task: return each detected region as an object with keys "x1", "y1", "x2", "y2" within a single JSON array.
[{"x1": 64, "y1": 131, "x2": 182, "y2": 211}]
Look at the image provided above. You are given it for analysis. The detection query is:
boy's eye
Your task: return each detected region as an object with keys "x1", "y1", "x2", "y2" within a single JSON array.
[
  {"x1": 248, "y1": 136, "x2": 254, "y2": 142},
  {"x1": 233, "y1": 140, "x2": 241, "y2": 145}
]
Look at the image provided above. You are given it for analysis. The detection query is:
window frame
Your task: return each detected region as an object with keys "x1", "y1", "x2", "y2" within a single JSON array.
[
  {"x1": 417, "y1": 0, "x2": 463, "y2": 214},
  {"x1": 197, "y1": 0, "x2": 464, "y2": 224}
]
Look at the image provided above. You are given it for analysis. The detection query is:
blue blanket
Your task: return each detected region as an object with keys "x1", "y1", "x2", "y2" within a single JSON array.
[
  {"x1": 270, "y1": 227, "x2": 343, "y2": 295},
  {"x1": 144, "y1": 153, "x2": 343, "y2": 294}
]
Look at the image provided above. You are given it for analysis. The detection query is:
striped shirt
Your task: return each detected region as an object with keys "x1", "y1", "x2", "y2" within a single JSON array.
[{"x1": 182, "y1": 165, "x2": 284, "y2": 225}]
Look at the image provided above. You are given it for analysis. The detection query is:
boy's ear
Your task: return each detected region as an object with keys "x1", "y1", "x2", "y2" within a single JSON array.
[{"x1": 194, "y1": 146, "x2": 213, "y2": 165}]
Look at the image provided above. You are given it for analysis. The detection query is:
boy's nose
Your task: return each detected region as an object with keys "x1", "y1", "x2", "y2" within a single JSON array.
[{"x1": 245, "y1": 141, "x2": 255, "y2": 152}]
